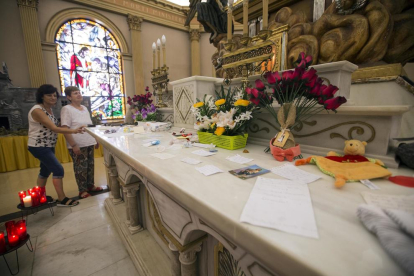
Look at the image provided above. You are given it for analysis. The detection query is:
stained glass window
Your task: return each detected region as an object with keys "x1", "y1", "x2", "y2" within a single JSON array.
[{"x1": 55, "y1": 19, "x2": 125, "y2": 119}]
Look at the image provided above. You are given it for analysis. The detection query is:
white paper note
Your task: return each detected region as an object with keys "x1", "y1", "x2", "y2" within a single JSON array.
[
  {"x1": 150, "y1": 153, "x2": 175, "y2": 160},
  {"x1": 270, "y1": 164, "x2": 321, "y2": 184},
  {"x1": 240, "y1": 177, "x2": 319, "y2": 239},
  {"x1": 226, "y1": 154, "x2": 253, "y2": 164},
  {"x1": 362, "y1": 193, "x2": 414, "y2": 213},
  {"x1": 192, "y1": 143, "x2": 215, "y2": 149},
  {"x1": 133, "y1": 126, "x2": 145, "y2": 134},
  {"x1": 195, "y1": 165, "x2": 223, "y2": 176},
  {"x1": 168, "y1": 144, "x2": 183, "y2": 150},
  {"x1": 181, "y1": 157, "x2": 202, "y2": 165},
  {"x1": 192, "y1": 149, "x2": 216, "y2": 157},
  {"x1": 360, "y1": 179, "x2": 380, "y2": 190}
]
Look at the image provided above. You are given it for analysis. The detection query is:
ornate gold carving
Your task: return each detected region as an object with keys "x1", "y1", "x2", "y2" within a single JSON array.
[
  {"x1": 199, "y1": 219, "x2": 238, "y2": 250},
  {"x1": 351, "y1": 63, "x2": 403, "y2": 83},
  {"x1": 16, "y1": 0, "x2": 38, "y2": 9},
  {"x1": 189, "y1": 29, "x2": 201, "y2": 41},
  {"x1": 250, "y1": 119, "x2": 376, "y2": 142},
  {"x1": 127, "y1": 14, "x2": 143, "y2": 31},
  {"x1": 214, "y1": 242, "x2": 246, "y2": 276}
]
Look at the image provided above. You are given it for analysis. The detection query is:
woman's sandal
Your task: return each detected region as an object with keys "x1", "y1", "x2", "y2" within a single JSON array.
[
  {"x1": 88, "y1": 186, "x2": 103, "y2": 193},
  {"x1": 56, "y1": 197, "x2": 79, "y2": 207},
  {"x1": 79, "y1": 191, "x2": 91, "y2": 199}
]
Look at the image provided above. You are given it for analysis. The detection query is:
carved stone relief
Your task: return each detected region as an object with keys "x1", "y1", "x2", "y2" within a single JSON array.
[{"x1": 173, "y1": 84, "x2": 195, "y2": 126}]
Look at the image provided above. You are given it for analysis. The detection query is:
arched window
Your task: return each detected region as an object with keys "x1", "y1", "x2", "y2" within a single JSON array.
[{"x1": 55, "y1": 19, "x2": 125, "y2": 119}]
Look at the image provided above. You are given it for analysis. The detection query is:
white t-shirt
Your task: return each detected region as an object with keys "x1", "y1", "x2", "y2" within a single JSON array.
[
  {"x1": 28, "y1": 105, "x2": 58, "y2": 147},
  {"x1": 60, "y1": 105, "x2": 96, "y2": 149}
]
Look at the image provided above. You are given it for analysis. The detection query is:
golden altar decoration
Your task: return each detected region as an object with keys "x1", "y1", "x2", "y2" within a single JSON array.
[{"x1": 0, "y1": 134, "x2": 103, "y2": 173}]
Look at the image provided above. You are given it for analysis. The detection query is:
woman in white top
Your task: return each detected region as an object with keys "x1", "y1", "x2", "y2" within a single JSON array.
[
  {"x1": 61, "y1": 86, "x2": 103, "y2": 199},
  {"x1": 28, "y1": 84, "x2": 84, "y2": 207}
]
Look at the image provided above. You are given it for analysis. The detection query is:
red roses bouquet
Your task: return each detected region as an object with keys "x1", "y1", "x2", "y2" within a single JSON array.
[
  {"x1": 247, "y1": 52, "x2": 347, "y2": 160},
  {"x1": 127, "y1": 86, "x2": 154, "y2": 111}
]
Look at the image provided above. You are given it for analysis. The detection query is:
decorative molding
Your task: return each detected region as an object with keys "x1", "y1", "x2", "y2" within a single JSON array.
[
  {"x1": 199, "y1": 219, "x2": 237, "y2": 250},
  {"x1": 127, "y1": 14, "x2": 143, "y2": 31},
  {"x1": 189, "y1": 29, "x2": 201, "y2": 41},
  {"x1": 351, "y1": 63, "x2": 403, "y2": 83},
  {"x1": 126, "y1": 184, "x2": 140, "y2": 197},
  {"x1": 179, "y1": 243, "x2": 202, "y2": 265},
  {"x1": 173, "y1": 85, "x2": 195, "y2": 125},
  {"x1": 41, "y1": 42, "x2": 57, "y2": 52},
  {"x1": 16, "y1": 0, "x2": 38, "y2": 9},
  {"x1": 214, "y1": 242, "x2": 246, "y2": 276},
  {"x1": 45, "y1": 8, "x2": 129, "y2": 53}
]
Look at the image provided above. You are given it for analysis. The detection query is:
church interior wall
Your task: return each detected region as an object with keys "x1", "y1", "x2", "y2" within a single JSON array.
[
  {"x1": 0, "y1": 0, "x2": 31, "y2": 88},
  {"x1": 200, "y1": 33, "x2": 217, "y2": 78}
]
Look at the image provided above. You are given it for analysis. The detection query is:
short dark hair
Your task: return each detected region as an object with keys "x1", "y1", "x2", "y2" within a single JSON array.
[
  {"x1": 79, "y1": 46, "x2": 89, "y2": 54},
  {"x1": 36, "y1": 84, "x2": 60, "y2": 104},
  {"x1": 64, "y1": 86, "x2": 80, "y2": 97}
]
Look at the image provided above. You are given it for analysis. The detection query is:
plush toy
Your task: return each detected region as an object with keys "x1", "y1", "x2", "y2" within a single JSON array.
[{"x1": 295, "y1": 140, "x2": 391, "y2": 188}]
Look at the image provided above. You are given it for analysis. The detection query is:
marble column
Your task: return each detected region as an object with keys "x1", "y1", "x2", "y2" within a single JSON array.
[
  {"x1": 126, "y1": 184, "x2": 143, "y2": 234},
  {"x1": 189, "y1": 29, "x2": 201, "y2": 76},
  {"x1": 123, "y1": 186, "x2": 130, "y2": 226},
  {"x1": 127, "y1": 15, "x2": 144, "y2": 95},
  {"x1": 179, "y1": 243, "x2": 202, "y2": 276},
  {"x1": 16, "y1": 0, "x2": 47, "y2": 87},
  {"x1": 168, "y1": 241, "x2": 181, "y2": 276},
  {"x1": 108, "y1": 167, "x2": 122, "y2": 204}
]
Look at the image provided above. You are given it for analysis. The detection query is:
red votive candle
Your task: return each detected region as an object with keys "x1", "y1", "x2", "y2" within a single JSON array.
[
  {"x1": 0, "y1": 232, "x2": 6, "y2": 254},
  {"x1": 18, "y1": 191, "x2": 26, "y2": 206},
  {"x1": 27, "y1": 188, "x2": 33, "y2": 195},
  {"x1": 5, "y1": 221, "x2": 15, "y2": 237},
  {"x1": 40, "y1": 186, "x2": 46, "y2": 197},
  {"x1": 31, "y1": 192, "x2": 38, "y2": 207},
  {"x1": 15, "y1": 221, "x2": 27, "y2": 240},
  {"x1": 8, "y1": 234, "x2": 19, "y2": 247},
  {"x1": 40, "y1": 195, "x2": 47, "y2": 204}
]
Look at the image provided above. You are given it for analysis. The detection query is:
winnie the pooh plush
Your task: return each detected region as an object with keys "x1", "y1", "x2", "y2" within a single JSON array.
[{"x1": 295, "y1": 140, "x2": 391, "y2": 188}]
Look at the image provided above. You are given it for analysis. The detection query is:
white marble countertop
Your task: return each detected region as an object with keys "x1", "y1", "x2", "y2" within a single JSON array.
[{"x1": 87, "y1": 126, "x2": 413, "y2": 276}]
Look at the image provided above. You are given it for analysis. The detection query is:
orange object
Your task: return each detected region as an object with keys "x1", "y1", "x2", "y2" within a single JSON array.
[{"x1": 388, "y1": 176, "x2": 414, "y2": 188}]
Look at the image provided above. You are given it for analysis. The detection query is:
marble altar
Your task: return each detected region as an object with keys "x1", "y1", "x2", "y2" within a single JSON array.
[{"x1": 87, "y1": 127, "x2": 413, "y2": 276}]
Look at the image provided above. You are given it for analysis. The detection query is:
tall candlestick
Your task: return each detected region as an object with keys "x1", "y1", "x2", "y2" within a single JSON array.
[
  {"x1": 263, "y1": 0, "x2": 268, "y2": 30},
  {"x1": 0, "y1": 232, "x2": 6, "y2": 254},
  {"x1": 23, "y1": 195, "x2": 32, "y2": 208},
  {"x1": 227, "y1": 1, "x2": 233, "y2": 42},
  {"x1": 161, "y1": 35, "x2": 166, "y2": 67},
  {"x1": 152, "y1": 42, "x2": 156, "y2": 70},
  {"x1": 157, "y1": 39, "x2": 161, "y2": 69},
  {"x1": 243, "y1": 0, "x2": 248, "y2": 36}
]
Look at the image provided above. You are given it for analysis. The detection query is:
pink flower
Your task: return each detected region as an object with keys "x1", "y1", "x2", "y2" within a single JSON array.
[
  {"x1": 321, "y1": 85, "x2": 339, "y2": 99},
  {"x1": 282, "y1": 70, "x2": 294, "y2": 81},
  {"x1": 296, "y1": 52, "x2": 313, "y2": 68},
  {"x1": 292, "y1": 67, "x2": 305, "y2": 80},
  {"x1": 246, "y1": 87, "x2": 259, "y2": 98},
  {"x1": 302, "y1": 68, "x2": 317, "y2": 82},
  {"x1": 324, "y1": 96, "x2": 347, "y2": 110},
  {"x1": 255, "y1": 79, "x2": 265, "y2": 91},
  {"x1": 266, "y1": 72, "x2": 281, "y2": 84}
]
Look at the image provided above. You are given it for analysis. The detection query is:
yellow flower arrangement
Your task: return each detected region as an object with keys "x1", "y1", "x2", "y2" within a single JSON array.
[
  {"x1": 193, "y1": 102, "x2": 204, "y2": 108},
  {"x1": 214, "y1": 127, "x2": 225, "y2": 136},
  {"x1": 234, "y1": 99, "x2": 250, "y2": 107},
  {"x1": 215, "y1": 99, "x2": 226, "y2": 106}
]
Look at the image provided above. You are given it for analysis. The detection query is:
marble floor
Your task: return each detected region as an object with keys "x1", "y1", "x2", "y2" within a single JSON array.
[{"x1": 0, "y1": 158, "x2": 139, "y2": 276}]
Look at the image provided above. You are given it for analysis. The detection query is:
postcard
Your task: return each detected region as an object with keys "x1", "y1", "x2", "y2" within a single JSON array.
[{"x1": 229, "y1": 164, "x2": 270, "y2": 180}]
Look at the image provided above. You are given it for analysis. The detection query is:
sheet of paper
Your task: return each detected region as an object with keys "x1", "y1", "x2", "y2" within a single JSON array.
[
  {"x1": 192, "y1": 143, "x2": 214, "y2": 149},
  {"x1": 168, "y1": 144, "x2": 183, "y2": 150},
  {"x1": 192, "y1": 149, "x2": 216, "y2": 157},
  {"x1": 360, "y1": 179, "x2": 380, "y2": 190},
  {"x1": 142, "y1": 142, "x2": 153, "y2": 147},
  {"x1": 240, "y1": 177, "x2": 319, "y2": 239},
  {"x1": 270, "y1": 164, "x2": 321, "y2": 184},
  {"x1": 133, "y1": 126, "x2": 145, "y2": 134},
  {"x1": 181, "y1": 157, "x2": 202, "y2": 165},
  {"x1": 362, "y1": 193, "x2": 414, "y2": 213},
  {"x1": 150, "y1": 153, "x2": 175, "y2": 160},
  {"x1": 226, "y1": 154, "x2": 253, "y2": 164},
  {"x1": 195, "y1": 165, "x2": 223, "y2": 176}
]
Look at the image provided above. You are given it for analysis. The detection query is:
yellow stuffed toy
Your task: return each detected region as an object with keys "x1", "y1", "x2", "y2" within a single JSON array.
[{"x1": 296, "y1": 140, "x2": 391, "y2": 188}]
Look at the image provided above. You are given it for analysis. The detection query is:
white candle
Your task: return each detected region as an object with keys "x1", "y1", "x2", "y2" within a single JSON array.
[
  {"x1": 23, "y1": 196, "x2": 32, "y2": 207},
  {"x1": 157, "y1": 39, "x2": 161, "y2": 69},
  {"x1": 152, "y1": 42, "x2": 156, "y2": 70},
  {"x1": 161, "y1": 35, "x2": 166, "y2": 66}
]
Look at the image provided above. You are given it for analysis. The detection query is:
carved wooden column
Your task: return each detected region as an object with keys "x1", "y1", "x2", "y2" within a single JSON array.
[
  {"x1": 108, "y1": 166, "x2": 122, "y2": 204},
  {"x1": 16, "y1": 0, "x2": 46, "y2": 87},
  {"x1": 122, "y1": 186, "x2": 130, "y2": 226},
  {"x1": 189, "y1": 29, "x2": 201, "y2": 76},
  {"x1": 179, "y1": 243, "x2": 202, "y2": 276},
  {"x1": 125, "y1": 184, "x2": 143, "y2": 234},
  {"x1": 127, "y1": 15, "x2": 144, "y2": 95},
  {"x1": 168, "y1": 241, "x2": 181, "y2": 276}
]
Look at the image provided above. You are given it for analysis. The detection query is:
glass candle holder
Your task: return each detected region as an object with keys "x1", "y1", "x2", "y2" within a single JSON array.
[{"x1": 0, "y1": 232, "x2": 6, "y2": 254}]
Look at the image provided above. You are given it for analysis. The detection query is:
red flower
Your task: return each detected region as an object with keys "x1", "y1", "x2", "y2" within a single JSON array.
[
  {"x1": 302, "y1": 68, "x2": 317, "y2": 83},
  {"x1": 296, "y1": 52, "x2": 313, "y2": 68},
  {"x1": 321, "y1": 85, "x2": 338, "y2": 99},
  {"x1": 265, "y1": 71, "x2": 281, "y2": 84},
  {"x1": 324, "y1": 96, "x2": 347, "y2": 110},
  {"x1": 292, "y1": 67, "x2": 305, "y2": 80},
  {"x1": 255, "y1": 79, "x2": 266, "y2": 91},
  {"x1": 282, "y1": 70, "x2": 294, "y2": 81},
  {"x1": 246, "y1": 87, "x2": 259, "y2": 98}
]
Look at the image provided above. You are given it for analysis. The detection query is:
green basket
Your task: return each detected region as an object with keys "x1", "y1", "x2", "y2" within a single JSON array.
[{"x1": 197, "y1": 131, "x2": 248, "y2": 150}]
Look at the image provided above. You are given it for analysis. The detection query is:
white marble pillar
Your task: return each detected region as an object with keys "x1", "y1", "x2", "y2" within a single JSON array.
[
  {"x1": 168, "y1": 241, "x2": 181, "y2": 276},
  {"x1": 123, "y1": 186, "x2": 130, "y2": 226},
  {"x1": 126, "y1": 184, "x2": 143, "y2": 234},
  {"x1": 108, "y1": 167, "x2": 122, "y2": 204},
  {"x1": 179, "y1": 243, "x2": 202, "y2": 276}
]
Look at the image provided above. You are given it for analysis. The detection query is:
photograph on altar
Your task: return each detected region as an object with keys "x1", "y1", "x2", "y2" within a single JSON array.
[{"x1": 229, "y1": 165, "x2": 270, "y2": 180}]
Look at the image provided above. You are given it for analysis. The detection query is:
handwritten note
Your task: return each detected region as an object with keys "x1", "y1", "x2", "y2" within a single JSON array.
[
  {"x1": 195, "y1": 165, "x2": 223, "y2": 176},
  {"x1": 150, "y1": 153, "x2": 175, "y2": 160},
  {"x1": 362, "y1": 192, "x2": 414, "y2": 213},
  {"x1": 226, "y1": 154, "x2": 253, "y2": 164},
  {"x1": 181, "y1": 157, "x2": 202, "y2": 165},
  {"x1": 168, "y1": 144, "x2": 183, "y2": 150},
  {"x1": 240, "y1": 177, "x2": 319, "y2": 239},
  {"x1": 270, "y1": 164, "x2": 321, "y2": 184},
  {"x1": 192, "y1": 150, "x2": 216, "y2": 157}
]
